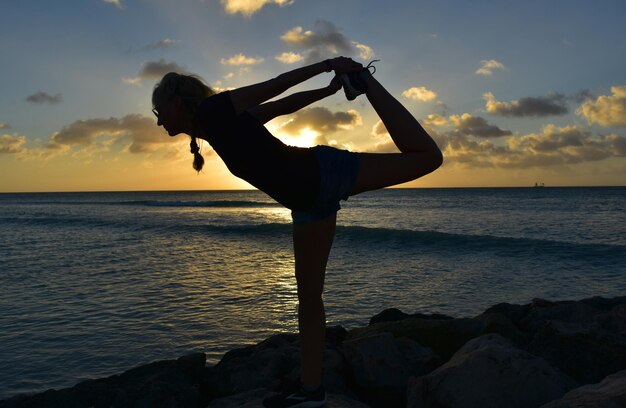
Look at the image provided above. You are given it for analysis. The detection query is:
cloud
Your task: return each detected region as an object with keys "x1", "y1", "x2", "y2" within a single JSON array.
[
  {"x1": 353, "y1": 42, "x2": 374, "y2": 60},
  {"x1": 371, "y1": 120, "x2": 388, "y2": 138},
  {"x1": 440, "y1": 124, "x2": 625, "y2": 168},
  {"x1": 278, "y1": 107, "x2": 362, "y2": 136},
  {"x1": 102, "y1": 0, "x2": 125, "y2": 10},
  {"x1": 449, "y1": 113, "x2": 512, "y2": 138},
  {"x1": 221, "y1": 0, "x2": 293, "y2": 17},
  {"x1": 402, "y1": 86, "x2": 438, "y2": 102},
  {"x1": 275, "y1": 52, "x2": 304, "y2": 64},
  {"x1": 26, "y1": 92, "x2": 62, "y2": 104},
  {"x1": 220, "y1": 53, "x2": 264, "y2": 66},
  {"x1": 280, "y1": 20, "x2": 373, "y2": 63},
  {"x1": 577, "y1": 85, "x2": 626, "y2": 127},
  {"x1": 476, "y1": 59, "x2": 505, "y2": 76},
  {"x1": 142, "y1": 38, "x2": 180, "y2": 51},
  {"x1": 484, "y1": 92, "x2": 569, "y2": 117},
  {"x1": 45, "y1": 114, "x2": 180, "y2": 156},
  {"x1": 424, "y1": 114, "x2": 448, "y2": 127},
  {"x1": 0, "y1": 134, "x2": 26, "y2": 154},
  {"x1": 363, "y1": 121, "x2": 397, "y2": 153},
  {"x1": 123, "y1": 59, "x2": 189, "y2": 86}
]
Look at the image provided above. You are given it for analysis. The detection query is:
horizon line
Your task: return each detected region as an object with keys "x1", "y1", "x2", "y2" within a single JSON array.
[{"x1": 1, "y1": 185, "x2": 625, "y2": 194}]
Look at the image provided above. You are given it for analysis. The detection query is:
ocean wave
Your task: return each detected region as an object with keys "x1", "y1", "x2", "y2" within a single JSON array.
[
  {"x1": 289, "y1": 224, "x2": 621, "y2": 258},
  {"x1": 173, "y1": 223, "x2": 625, "y2": 259},
  {"x1": 2, "y1": 214, "x2": 623, "y2": 260}
]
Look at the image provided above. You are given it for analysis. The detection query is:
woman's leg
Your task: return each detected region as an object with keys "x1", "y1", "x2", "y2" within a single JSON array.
[
  {"x1": 351, "y1": 75, "x2": 443, "y2": 195},
  {"x1": 292, "y1": 213, "x2": 337, "y2": 387}
]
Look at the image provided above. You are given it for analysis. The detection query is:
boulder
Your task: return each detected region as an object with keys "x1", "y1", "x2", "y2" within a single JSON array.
[
  {"x1": 541, "y1": 370, "x2": 626, "y2": 408},
  {"x1": 206, "y1": 327, "x2": 352, "y2": 398},
  {"x1": 0, "y1": 353, "x2": 209, "y2": 408},
  {"x1": 406, "y1": 334, "x2": 577, "y2": 408},
  {"x1": 347, "y1": 312, "x2": 523, "y2": 361},
  {"x1": 528, "y1": 321, "x2": 626, "y2": 384},
  {"x1": 520, "y1": 299, "x2": 606, "y2": 335},
  {"x1": 369, "y1": 308, "x2": 453, "y2": 325},
  {"x1": 208, "y1": 388, "x2": 371, "y2": 407},
  {"x1": 473, "y1": 312, "x2": 527, "y2": 346},
  {"x1": 342, "y1": 332, "x2": 438, "y2": 407},
  {"x1": 482, "y1": 301, "x2": 532, "y2": 327}
]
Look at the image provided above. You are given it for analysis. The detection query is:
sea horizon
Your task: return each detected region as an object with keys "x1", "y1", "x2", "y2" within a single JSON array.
[{"x1": 2, "y1": 184, "x2": 625, "y2": 195}]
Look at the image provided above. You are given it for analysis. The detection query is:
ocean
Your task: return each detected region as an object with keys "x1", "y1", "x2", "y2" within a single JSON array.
[{"x1": 1, "y1": 187, "x2": 625, "y2": 399}]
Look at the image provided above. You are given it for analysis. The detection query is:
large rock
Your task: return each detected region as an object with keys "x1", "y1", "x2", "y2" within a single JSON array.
[
  {"x1": 0, "y1": 353, "x2": 209, "y2": 408},
  {"x1": 541, "y1": 370, "x2": 626, "y2": 408},
  {"x1": 520, "y1": 299, "x2": 608, "y2": 335},
  {"x1": 528, "y1": 322, "x2": 626, "y2": 384},
  {"x1": 369, "y1": 308, "x2": 453, "y2": 325},
  {"x1": 206, "y1": 327, "x2": 352, "y2": 398},
  {"x1": 208, "y1": 388, "x2": 370, "y2": 407},
  {"x1": 342, "y1": 332, "x2": 438, "y2": 407},
  {"x1": 406, "y1": 334, "x2": 577, "y2": 408},
  {"x1": 347, "y1": 312, "x2": 524, "y2": 361}
]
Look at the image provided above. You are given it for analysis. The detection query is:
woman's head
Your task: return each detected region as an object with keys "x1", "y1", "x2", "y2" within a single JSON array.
[{"x1": 152, "y1": 72, "x2": 214, "y2": 172}]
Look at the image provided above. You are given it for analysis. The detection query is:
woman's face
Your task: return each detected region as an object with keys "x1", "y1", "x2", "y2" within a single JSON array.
[{"x1": 153, "y1": 96, "x2": 188, "y2": 137}]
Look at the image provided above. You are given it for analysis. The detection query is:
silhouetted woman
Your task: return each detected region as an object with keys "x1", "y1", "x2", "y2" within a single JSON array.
[{"x1": 151, "y1": 57, "x2": 442, "y2": 408}]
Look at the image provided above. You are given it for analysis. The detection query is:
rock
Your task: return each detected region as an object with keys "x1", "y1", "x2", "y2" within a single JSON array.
[
  {"x1": 482, "y1": 301, "x2": 532, "y2": 327},
  {"x1": 541, "y1": 370, "x2": 626, "y2": 408},
  {"x1": 521, "y1": 299, "x2": 606, "y2": 335},
  {"x1": 207, "y1": 328, "x2": 352, "y2": 398},
  {"x1": 528, "y1": 322, "x2": 626, "y2": 384},
  {"x1": 342, "y1": 332, "x2": 438, "y2": 407},
  {"x1": 347, "y1": 318, "x2": 480, "y2": 361},
  {"x1": 207, "y1": 333, "x2": 300, "y2": 397},
  {"x1": 0, "y1": 353, "x2": 209, "y2": 408},
  {"x1": 598, "y1": 303, "x2": 626, "y2": 336},
  {"x1": 369, "y1": 308, "x2": 453, "y2": 325},
  {"x1": 473, "y1": 312, "x2": 527, "y2": 346},
  {"x1": 208, "y1": 388, "x2": 370, "y2": 407},
  {"x1": 406, "y1": 334, "x2": 578, "y2": 408},
  {"x1": 348, "y1": 312, "x2": 523, "y2": 361}
]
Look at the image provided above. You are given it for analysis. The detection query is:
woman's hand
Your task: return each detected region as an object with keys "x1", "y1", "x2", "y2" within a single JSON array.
[
  {"x1": 327, "y1": 75, "x2": 342, "y2": 94},
  {"x1": 328, "y1": 56, "x2": 363, "y2": 75}
]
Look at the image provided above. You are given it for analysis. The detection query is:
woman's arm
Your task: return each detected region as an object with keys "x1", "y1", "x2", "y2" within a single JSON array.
[
  {"x1": 247, "y1": 76, "x2": 342, "y2": 124},
  {"x1": 228, "y1": 57, "x2": 362, "y2": 115}
]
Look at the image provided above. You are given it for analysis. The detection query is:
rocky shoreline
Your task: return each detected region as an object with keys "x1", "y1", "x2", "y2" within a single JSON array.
[{"x1": 2, "y1": 295, "x2": 625, "y2": 407}]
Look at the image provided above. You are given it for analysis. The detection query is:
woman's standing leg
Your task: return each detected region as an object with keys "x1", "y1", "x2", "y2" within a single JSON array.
[{"x1": 292, "y1": 213, "x2": 337, "y2": 387}]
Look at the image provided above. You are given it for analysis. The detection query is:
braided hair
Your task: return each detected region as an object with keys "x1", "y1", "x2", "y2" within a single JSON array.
[{"x1": 152, "y1": 72, "x2": 213, "y2": 172}]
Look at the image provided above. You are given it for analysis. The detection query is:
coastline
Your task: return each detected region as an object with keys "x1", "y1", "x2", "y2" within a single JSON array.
[{"x1": 2, "y1": 295, "x2": 625, "y2": 407}]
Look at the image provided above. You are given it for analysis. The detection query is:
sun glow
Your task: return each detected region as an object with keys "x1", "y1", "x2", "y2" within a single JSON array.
[{"x1": 266, "y1": 123, "x2": 320, "y2": 148}]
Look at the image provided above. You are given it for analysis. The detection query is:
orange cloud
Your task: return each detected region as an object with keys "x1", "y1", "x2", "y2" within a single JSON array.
[
  {"x1": 577, "y1": 85, "x2": 626, "y2": 127},
  {"x1": 221, "y1": 0, "x2": 293, "y2": 17}
]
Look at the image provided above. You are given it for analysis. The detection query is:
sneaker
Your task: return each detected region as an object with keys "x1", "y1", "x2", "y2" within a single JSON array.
[
  {"x1": 262, "y1": 384, "x2": 326, "y2": 408},
  {"x1": 339, "y1": 59, "x2": 380, "y2": 100}
]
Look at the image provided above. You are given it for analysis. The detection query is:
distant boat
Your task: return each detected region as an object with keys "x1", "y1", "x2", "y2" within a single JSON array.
[{"x1": 534, "y1": 182, "x2": 545, "y2": 187}]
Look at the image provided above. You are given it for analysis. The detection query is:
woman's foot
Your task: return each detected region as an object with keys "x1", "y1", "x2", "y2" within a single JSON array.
[{"x1": 339, "y1": 60, "x2": 380, "y2": 100}]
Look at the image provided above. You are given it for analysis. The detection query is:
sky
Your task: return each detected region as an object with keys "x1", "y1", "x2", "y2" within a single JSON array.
[{"x1": 1, "y1": 0, "x2": 626, "y2": 192}]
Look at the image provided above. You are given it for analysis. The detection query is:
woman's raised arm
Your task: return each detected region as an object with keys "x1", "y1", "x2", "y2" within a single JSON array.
[
  {"x1": 247, "y1": 76, "x2": 342, "y2": 124},
  {"x1": 228, "y1": 57, "x2": 362, "y2": 115}
]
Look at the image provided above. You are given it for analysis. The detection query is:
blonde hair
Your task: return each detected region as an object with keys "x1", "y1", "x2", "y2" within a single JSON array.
[{"x1": 152, "y1": 72, "x2": 214, "y2": 172}]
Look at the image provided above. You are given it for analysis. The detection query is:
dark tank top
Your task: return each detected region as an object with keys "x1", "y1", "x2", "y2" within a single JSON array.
[{"x1": 195, "y1": 91, "x2": 320, "y2": 210}]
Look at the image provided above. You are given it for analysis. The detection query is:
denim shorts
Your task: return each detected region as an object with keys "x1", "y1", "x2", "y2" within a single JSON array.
[{"x1": 291, "y1": 145, "x2": 360, "y2": 224}]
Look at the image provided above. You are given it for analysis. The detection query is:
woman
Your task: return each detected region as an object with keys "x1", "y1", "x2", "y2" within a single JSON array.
[{"x1": 151, "y1": 57, "x2": 442, "y2": 408}]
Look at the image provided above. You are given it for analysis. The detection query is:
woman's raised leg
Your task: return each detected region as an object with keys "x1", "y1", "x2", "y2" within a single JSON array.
[
  {"x1": 351, "y1": 74, "x2": 443, "y2": 195},
  {"x1": 292, "y1": 213, "x2": 337, "y2": 388}
]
